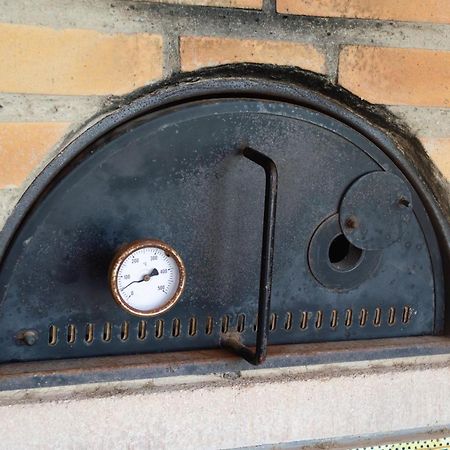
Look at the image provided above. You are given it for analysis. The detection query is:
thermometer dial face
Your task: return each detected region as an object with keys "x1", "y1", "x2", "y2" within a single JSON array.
[{"x1": 109, "y1": 240, "x2": 186, "y2": 317}]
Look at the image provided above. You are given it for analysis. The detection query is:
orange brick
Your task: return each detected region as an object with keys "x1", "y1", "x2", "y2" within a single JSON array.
[
  {"x1": 146, "y1": 0, "x2": 262, "y2": 8},
  {"x1": 0, "y1": 24, "x2": 163, "y2": 96},
  {"x1": 277, "y1": 0, "x2": 450, "y2": 24},
  {"x1": 180, "y1": 36, "x2": 326, "y2": 73},
  {"x1": 0, "y1": 123, "x2": 69, "y2": 188},
  {"x1": 421, "y1": 137, "x2": 450, "y2": 180},
  {"x1": 339, "y1": 46, "x2": 450, "y2": 107}
]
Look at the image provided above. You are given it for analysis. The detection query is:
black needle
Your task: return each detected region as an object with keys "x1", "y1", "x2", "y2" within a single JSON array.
[{"x1": 122, "y1": 268, "x2": 159, "y2": 290}]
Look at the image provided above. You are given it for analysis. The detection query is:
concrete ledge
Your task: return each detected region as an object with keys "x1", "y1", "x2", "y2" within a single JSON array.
[
  {"x1": 1, "y1": 336, "x2": 450, "y2": 391},
  {"x1": 0, "y1": 352, "x2": 449, "y2": 449}
]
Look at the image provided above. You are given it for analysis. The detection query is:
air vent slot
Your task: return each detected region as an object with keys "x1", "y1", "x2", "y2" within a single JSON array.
[
  {"x1": 138, "y1": 320, "x2": 147, "y2": 340},
  {"x1": 188, "y1": 317, "x2": 197, "y2": 336},
  {"x1": 237, "y1": 314, "x2": 246, "y2": 333},
  {"x1": 402, "y1": 306, "x2": 412, "y2": 324},
  {"x1": 315, "y1": 311, "x2": 323, "y2": 329},
  {"x1": 103, "y1": 322, "x2": 112, "y2": 342},
  {"x1": 221, "y1": 315, "x2": 230, "y2": 334},
  {"x1": 374, "y1": 308, "x2": 382, "y2": 327},
  {"x1": 205, "y1": 316, "x2": 213, "y2": 335},
  {"x1": 67, "y1": 324, "x2": 76, "y2": 344},
  {"x1": 330, "y1": 310, "x2": 338, "y2": 329},
  {"x1": 172, "y1": 318, "x2": 181, "y2": 337},
  {"x1": 155, "y1": 320, "x2": 164, "y2": 339},
  {"x1": 284, "y1": 312, "x2": 293, "y2": 331},
  {"x1": 388, "y1": 307, "x2": 396, "y2": 326},
  {"x1": 269, "y1": 313, "x2": 277, "y2": 332},
  {"x1": 48, "y1": 325, "x2": 58, "y2": 346},
  {"x1": 300, "y1": 311, "x2": 309, "y2": 330},
  {"x1": 344, "y1": 309, "x2": 352, "y2": 328},
  {"x1": 359, "y1": 308, "x2": 368, "y2": 327},
  {"x1": 85, "y1": 323, "x2": 94, "y2": 344},
  {"x1": 120, "y1": 321, "x2": 129, "y2": 341}
]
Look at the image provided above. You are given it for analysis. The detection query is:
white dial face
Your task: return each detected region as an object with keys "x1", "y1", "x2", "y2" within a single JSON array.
[{"x1": 116, "y1": 246, "x2": 181, "y2": 314}]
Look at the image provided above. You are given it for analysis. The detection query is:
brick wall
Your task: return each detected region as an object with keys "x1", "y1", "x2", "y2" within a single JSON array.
[{"x1": 0, "y1": 0, "x2": 449, "y2": 227}]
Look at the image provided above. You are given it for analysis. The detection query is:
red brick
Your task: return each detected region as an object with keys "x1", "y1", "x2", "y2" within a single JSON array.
[
  {"x1": 0, "y1": 24, "x2": 163, "y2": 96},
  {"x1": 0, "y1": 123, "x2": 69, "y2": 188},
  {"x1": 339, "y1": 46, "x2": 450, "y2": 107},
  {"x1": 180, "y1": 36, "x2": 326, "y2": 73},
  {"x1": 277, "y1": 0, "x2": 450, "y2": 24}
]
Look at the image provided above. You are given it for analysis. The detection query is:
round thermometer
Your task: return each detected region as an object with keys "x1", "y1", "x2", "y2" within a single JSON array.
[{"x1": 109, "y1": 239, "x2": 186, "y2": 317}]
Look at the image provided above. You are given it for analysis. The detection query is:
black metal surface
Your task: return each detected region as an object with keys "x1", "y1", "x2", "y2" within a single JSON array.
[
  {"x1": 0, "y1": 74, "x2": 447, "y2": 366},
  {"x1": 221, "y1": 148, "x2": 278, "y2": 365},
  {"x1": 340, "y1": 172, "x2": 413, "y2": 250}
]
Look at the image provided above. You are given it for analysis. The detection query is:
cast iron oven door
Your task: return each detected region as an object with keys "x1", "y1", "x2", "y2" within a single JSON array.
[{"x1": 0, "y1": 77, "x2": 447, "y2": 367}]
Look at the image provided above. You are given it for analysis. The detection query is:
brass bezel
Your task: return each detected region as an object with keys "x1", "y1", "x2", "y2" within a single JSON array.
[{"x1": 109, "y1": 239, "x2": 186, "y2": 317}]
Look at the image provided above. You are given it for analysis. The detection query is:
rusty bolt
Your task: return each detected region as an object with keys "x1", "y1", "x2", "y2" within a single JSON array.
[
  {"x1": 345, "y1": 215, "x2": 359, "y2": 230},
  {"x1": 398, "y1": 196, "x2": 411, "y2": 208},
  {"x1": 18, "y1": 329, "x2": 39, "y2": 346}
]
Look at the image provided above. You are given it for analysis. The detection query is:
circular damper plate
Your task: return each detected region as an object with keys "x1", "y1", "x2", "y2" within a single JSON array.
[{"x1": 339, "y1": 171, "x2": 413, "y2": 251}]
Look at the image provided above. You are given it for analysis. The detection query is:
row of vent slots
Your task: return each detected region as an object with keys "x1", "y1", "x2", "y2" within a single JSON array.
[{"x1": 48, "y1": 306, "x2": 412, "y2": 346}]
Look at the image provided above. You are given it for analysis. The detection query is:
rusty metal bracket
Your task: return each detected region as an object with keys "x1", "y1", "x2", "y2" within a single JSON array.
[{"x1": 221, "y1": 147, "x2": 278, "y2": 365}]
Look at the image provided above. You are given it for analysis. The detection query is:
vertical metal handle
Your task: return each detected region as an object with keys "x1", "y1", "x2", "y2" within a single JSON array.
[{"x1": 221, "y1": 147, "x2": 278, "y2": 365}]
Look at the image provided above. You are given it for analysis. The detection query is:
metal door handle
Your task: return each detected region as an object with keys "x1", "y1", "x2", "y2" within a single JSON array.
[{"x1": 221, "y1": 147, "x2": 278, "y2": 365}]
